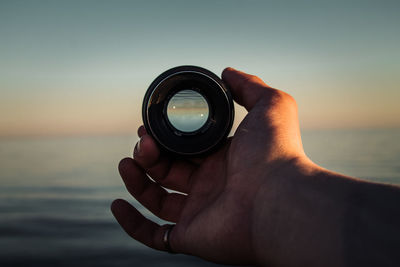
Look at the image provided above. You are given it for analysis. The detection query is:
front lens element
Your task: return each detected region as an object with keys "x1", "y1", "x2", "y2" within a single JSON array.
[{"x1": 167, "y1": 89, "x2": 209, "y2": 132}]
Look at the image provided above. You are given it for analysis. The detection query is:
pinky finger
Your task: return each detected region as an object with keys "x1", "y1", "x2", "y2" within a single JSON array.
[{"x1": 111, "y1": 199, "x2": 179, "y2": 252}]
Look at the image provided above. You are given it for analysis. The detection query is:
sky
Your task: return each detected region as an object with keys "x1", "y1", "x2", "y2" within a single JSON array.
[{"x1": 0, "y1": 0, "x2": 399, "y2": 137}]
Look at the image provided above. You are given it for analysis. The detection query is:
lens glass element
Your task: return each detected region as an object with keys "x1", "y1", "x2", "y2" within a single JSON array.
[{"x1": 167, "y1": 89, "x2": 209, "y2": 132}]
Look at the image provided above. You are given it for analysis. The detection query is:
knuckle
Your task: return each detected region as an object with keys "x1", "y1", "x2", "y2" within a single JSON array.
[
  {"x1": 268, "y1": 89, "x2": 296, "y2": 106},
  {"x1": 265, "y1": 88, "x2": 283, "y2": 103},
  {"x1": 282, "y1": 91, "x2": 297, "y2": 105},
  {"x1": 242, "y1": 74, "x2": 262, "y2": 87}
]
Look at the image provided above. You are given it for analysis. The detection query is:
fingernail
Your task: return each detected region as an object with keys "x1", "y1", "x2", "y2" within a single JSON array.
[{"x1": 134, "y1": 137, "x2": 142, "y2": 156}]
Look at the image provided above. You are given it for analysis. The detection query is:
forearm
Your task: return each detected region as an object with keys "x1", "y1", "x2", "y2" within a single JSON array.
[
  {"x1": 252, "y1": 160, "x2": 400, "y2": 267},
  {"x1": 341, "y1": 178, "x2": 400, "y2": 266}
]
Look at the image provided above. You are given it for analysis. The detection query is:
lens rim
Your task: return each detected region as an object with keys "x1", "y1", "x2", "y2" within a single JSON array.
[{"x1": 142, "y1": 66, "x2": 234, "y2": 156}]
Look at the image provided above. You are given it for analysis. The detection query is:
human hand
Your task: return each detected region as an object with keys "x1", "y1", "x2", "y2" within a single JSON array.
[{"x1": 111, "y1": 67, "x2": 308, "y2": 265}]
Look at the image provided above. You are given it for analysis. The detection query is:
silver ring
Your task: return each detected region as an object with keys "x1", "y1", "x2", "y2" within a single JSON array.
[{"x1": 163, "y1": 225, "x2": 176, "y2": 253}]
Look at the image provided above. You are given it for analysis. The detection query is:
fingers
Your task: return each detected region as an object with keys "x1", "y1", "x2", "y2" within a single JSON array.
[
  {"x1": 137, "y1": 125, "x2": 147, "y2": 137},
  {"x1": 222, "y1": 67, "x2": 277, "y2": 111},
  {"x1": 119, "y1": 158, "x2": 186, "y2": 222},
  {"x1": 111, "y1": 199, "x2": 179, "y2": 252},
  {"x1": 134, "y1": 134, "x2": 195, "y2": 193},
  {"x1": 134, "y1": 134, "x2": 161, "y2": 169}
]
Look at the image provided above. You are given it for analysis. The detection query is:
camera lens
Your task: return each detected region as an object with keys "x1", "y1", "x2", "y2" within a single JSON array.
[
  {"x1": 142, "y1": 66, "x2": 234, "y2": 156},
  {"x1": 166, "y1": 89, "x2": 209, "y2": 132}
]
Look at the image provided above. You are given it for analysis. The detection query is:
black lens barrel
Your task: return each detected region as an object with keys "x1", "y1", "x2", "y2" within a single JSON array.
[{"x1": 142, "y1": 66, "x2": 234, "y2": 156}]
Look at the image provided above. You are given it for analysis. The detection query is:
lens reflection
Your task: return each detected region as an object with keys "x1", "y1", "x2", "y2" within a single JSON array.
[{"x1": 167, "y1": 90, "x2": 209, "y2": 132}]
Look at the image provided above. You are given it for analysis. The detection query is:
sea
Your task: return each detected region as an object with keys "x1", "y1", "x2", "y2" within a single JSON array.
[{"x1": 1, "y1": 129, "x2": 399, "y2": 266}]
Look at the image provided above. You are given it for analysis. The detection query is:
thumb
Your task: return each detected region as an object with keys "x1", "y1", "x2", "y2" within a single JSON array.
[{"x1": 221, "y1": 67, "x2": 274, "y2": 111}]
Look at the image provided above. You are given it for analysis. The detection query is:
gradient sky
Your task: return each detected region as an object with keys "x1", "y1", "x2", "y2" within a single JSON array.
[{"x1": 1, "y1": 0, "x2": 399, "y2": 137}]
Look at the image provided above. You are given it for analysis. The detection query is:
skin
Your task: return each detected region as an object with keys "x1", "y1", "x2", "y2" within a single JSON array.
[{"x1": 111, "y1": 68, "x2": 400, "y2": 266}]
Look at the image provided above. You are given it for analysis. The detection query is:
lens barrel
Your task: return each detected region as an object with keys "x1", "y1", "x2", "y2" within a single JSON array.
[{"x1": 142, "y1": 66, "x2": 234, "y2": 156}]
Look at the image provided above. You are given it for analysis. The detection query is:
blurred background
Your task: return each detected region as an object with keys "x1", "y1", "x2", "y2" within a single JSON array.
[{"x1": 0, "y1": 0, "x2": 399, "y2": 266}]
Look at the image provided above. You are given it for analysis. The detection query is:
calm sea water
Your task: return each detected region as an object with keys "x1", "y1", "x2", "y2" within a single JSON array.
[{"x1": 0, "y1": 129, "x2": 399, "y2": 266}]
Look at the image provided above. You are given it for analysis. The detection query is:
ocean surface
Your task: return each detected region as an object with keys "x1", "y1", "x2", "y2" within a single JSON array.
[{"x1": 1, "y1": 129, "x2": 399, "y2": 266}]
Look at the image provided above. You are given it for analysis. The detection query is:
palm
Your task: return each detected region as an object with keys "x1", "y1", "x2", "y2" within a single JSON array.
[{"x1": 175, "y1": 112, "x2": 270, "y2": 262}]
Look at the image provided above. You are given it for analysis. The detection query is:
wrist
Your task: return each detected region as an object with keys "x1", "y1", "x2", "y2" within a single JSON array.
[{"x1": 251, "y1": 157, "x2": 351, "y2": 266}]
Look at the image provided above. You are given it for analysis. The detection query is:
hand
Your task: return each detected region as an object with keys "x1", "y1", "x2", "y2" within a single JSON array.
[
  {"x1": 112, "y1": 68, "x2": 400, "y2": 266},
  {"x1": 111, "y1": 67, "x2": 308, "y2": 265}
]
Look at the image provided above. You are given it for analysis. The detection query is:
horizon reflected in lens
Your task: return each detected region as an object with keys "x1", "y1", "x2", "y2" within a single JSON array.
[{"x1": 167, "y1": 90, "x2": 209, "y2": 132}]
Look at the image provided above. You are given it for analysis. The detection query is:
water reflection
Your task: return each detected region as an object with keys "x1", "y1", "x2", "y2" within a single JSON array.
[{"x1": 1, "y1": 130, "x2": 400, "y2": 266}]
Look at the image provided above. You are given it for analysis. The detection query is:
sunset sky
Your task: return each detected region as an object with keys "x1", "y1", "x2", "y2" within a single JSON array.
[{"x1": 1, "y1": 0, "x2": 399, "y2": 137}]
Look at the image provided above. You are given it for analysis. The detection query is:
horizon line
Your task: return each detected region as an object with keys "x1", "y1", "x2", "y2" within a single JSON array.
[{"x1": 1, "y1": 126, "x2": 400, "y2": 140}]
